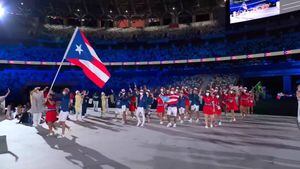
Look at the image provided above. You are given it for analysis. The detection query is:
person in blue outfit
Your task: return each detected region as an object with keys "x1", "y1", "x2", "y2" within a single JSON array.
[
  {"x1": 57, "y1": 88, "x2": 71, "y2": 137},
  {"x1": 189, "y1": 88, "x2": 201, "y2": 123},
  {"x1": 177, "y1": 91, "x2": 188, "y2": 124},
  {"x1": 136, "y1": 90, "x2": 148, "y2": 127},
  {"x1": 116, "y1": 89, "x2": 129, "y2": 124}
]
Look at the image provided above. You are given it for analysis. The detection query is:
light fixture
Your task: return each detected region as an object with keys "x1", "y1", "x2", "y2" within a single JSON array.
[{"x1": 0, "y1": 4, "x2": 6, "y2": 18}]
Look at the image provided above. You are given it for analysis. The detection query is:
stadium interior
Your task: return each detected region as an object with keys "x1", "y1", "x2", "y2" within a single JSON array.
[
  {"x1": 0, "y1": 1, "x2": 300, "y2": 169},
  {"x1": 0, "y1": 0, "x2": 298, "y2": 115}
]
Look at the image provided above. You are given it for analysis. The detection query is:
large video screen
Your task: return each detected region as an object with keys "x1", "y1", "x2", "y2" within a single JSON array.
[{"x1": 229, "y1": 0, "x2": 300, "y2": 24}]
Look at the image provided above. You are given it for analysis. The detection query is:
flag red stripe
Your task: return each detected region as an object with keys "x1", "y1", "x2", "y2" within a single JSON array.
[
  {"x1": 92, "y1": 58, "x2": 111, "y2": 77},
  {"x1": 80, "y1": 31, "x2": 92, "y2": 47},
  {"x1": 67, "y1": 58, "x2": 106, "y2": 88}
]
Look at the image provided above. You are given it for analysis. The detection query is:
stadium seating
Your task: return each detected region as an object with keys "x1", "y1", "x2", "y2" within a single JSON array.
[{"x1": 0, "y1": 31, "x2": 299, "y2": 62}]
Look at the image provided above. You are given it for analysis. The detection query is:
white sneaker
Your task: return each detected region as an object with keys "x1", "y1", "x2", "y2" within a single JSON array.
[
  {"x1": 205, "y1": 125, "x2": 209, "y2": 129},
  {"x1": 233, "y1": 118, "x2": 236, "y2": 122},
  {"x1": 136, "y1": 123, "x2": 141, "y2": 127},
  {"x1": 180, "y1": 120, "x2": 184, "y2": 124},
  {"x1": 188, "y1": 119, "x2": 193, "y2": 123},
  {"x1": 173, "y1": 124, "x2": 177, "y2": 128},
  {"x1": 160, "y1": 121, "x2": 164, "y2": 125},
  {"x1": 210, "y1": 124, "x2": 213, "y2": 128},
  {"x1": 196, "y1": 119, "x2": 199, "y2": 123},
  {"x1": 218, "y1": 121, "x2": 222, "y2": 126},
  {"x1": 58, "y1": 134, "x2": 65, "y2": 138},
  {"x1": 167, "y1": 123, "x2": 172, "y2": 127}
]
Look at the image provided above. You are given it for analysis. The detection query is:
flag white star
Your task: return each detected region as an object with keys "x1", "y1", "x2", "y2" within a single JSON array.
[{"x1": 75, "y1": 44, "x2": 83, "y2": 55}]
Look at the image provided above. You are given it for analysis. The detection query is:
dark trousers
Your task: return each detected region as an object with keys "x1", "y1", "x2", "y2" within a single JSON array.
[{"x1": 82, "y1": 104, "x2": 88, "y2": 116}]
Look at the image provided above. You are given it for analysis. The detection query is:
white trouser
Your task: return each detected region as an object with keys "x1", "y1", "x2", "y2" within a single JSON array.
[
  {"x1": 298, "y1": 101, "x2": 300, "y2": 123},
  {"x1": 167, "y1": 107, "x2": 178, "y2": 117},
  {"x1": 136, "y1": 107, "x2": 145, "y2": 126},
  {"x1": 93, "y1": 101, "x2": 99, "y2": 111},
  {"x1": 179, "y1": 107, "x2": 185, "y2": 115},
  {"x1": 32, "y1": 113, "x2": 42, "y2": 127}
]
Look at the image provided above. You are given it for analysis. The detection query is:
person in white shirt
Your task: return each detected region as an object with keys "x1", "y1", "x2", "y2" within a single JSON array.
[{"x1": 30, "y1": 87, "x2": 47, "y2": 127}]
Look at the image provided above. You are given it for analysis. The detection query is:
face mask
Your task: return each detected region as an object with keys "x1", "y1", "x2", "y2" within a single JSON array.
[
  {"x1": 140, "y1": 93, "x2": 143, "y2": 95},
  {"x1": 170, "y1": 91, "x2": 174, "y2": 94},
  {"x1": 63, "y1": 91, "x2": 66, "y2": 95},
  {"x1": 216, "y1": 95, "x2": 220, "y2": 98},
  {"x1": 206, "y1": 93, "x2": 209, "y2": 96}
]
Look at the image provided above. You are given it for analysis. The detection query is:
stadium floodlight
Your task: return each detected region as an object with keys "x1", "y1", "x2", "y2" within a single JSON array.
[{"x1": 0, "y1": 4, "x2": 5, "y2": 18}]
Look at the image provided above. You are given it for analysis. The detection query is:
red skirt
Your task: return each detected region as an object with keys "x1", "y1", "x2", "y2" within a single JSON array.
[
  {"x1": 240, "y1": 100, "x2": 248, "y2": 107},
  {"x1": 214, "y1": 106, "x2": 222, "y2": 115},
  {"x1": 227, "y1": 102, "x2": 238, "y2": 111},
  {"x1": 129, "y1": 104, "x2": 136, "y2": 112},
  {"x1": 248, "y1": 100, "x2": 254, "y2": 107},
  {"x1": 156, "y1": 106, "x2": 165, "y2": 113},
  {"x1": 203, "y1": 105, "x2": 213, "y2": 115},
  {"x1": 46, "y1": 111, "x2": 57, "y2": 123}
]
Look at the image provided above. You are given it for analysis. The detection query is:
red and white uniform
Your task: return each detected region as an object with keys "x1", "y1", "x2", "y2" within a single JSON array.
[
  {"x1": 156, "y1": 96, "x2": 165, "y2": 114},
  {"x1": 239, "y1": 93, "x2": 249, "y2": 107},
  {"x1": 129, "y1": 95, "x2": 137, "y2": 112},
  {"x1": 213, "y1": 97, "x2": 222, "y2": 115},
  {"x1": 226, "y1": 94, "x2": 238, "y2": 111},
  {"x1": 248, "y1": 94, "x2": 254, "y2": 107},
  {"x1": 203, "y1": 96, "x2": 214, "y2": 115},
  {"x1": 45, "y1": 100, "x2": 57, "y2": 123}
]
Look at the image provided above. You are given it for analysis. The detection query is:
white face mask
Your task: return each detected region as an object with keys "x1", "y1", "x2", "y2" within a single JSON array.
[
  {"x1": 206, "y1": 93, "x2": 209, "y2": 96},
  {"x1": 216, "y1": 95, "x2": 220, "y2": 98},
  {"x1": 170, "y1": 91, "x2": 174, "y2": 95},
  {"x1": 140, "y1": 93, "x2": 143, "y2": 95},
  {"x1": 63, "y1": 91, "x2": 67, "y2": 95}
]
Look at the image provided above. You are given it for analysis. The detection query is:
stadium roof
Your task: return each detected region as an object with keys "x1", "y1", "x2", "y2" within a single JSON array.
[{"x1": 10, "y1": 0, "x2": 220, "y2": 19}]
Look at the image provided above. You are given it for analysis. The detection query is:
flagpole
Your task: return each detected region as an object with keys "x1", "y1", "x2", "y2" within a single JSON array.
[{"x1": 48, "y1": 27, "x2": 79, "y2": 95}]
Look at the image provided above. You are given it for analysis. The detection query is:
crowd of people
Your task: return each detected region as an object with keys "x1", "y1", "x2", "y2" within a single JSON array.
[
  {"x1": 0, "y1": 29, "x2": 299, "y2": 62},
  {"x1": 1, "y1": 73, "x2": 261, "y2": 137}
]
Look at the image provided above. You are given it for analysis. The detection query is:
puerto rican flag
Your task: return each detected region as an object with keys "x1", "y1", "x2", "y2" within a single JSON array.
[
  {"x1": 161, "y1": 94, "x2": 179, "y2": 106},
  {"x1": 64, "y1": 27, "x2": 110, "y2": 88}
]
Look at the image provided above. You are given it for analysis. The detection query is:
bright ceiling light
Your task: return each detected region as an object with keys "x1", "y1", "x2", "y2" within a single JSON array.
[{"x1": 0, "y1": 4, "x2": 5, "y2": 18}]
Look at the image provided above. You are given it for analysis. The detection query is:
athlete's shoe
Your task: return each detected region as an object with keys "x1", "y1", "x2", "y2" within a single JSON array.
[
  {"x1": 167, "y1": 123, "x2": 172, "y2": 128},
  {"x1": 218, "y1": 121, "x2": 222, "y2": 126},
  {"x1": 160, "y1": 121, "x2": 164, "y2": 125},
  {"x1": 205, "y1": 125, "x2": 209, "y2": 129},
  {"x1": 180, "y1": 120, "x2": 184, "y2": 124},
  {"x1": 173, "y1": 124, "x2": 177, "y2": 128}
]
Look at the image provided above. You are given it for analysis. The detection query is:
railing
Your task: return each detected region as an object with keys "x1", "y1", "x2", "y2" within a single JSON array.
[{"x1": 0, "y1": 49, "x2": 299, "y2": 66}]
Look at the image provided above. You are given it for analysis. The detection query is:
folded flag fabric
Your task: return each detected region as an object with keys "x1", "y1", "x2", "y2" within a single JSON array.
[{"x1": 64, "y1": 27, "x2": 111, "y2": 88}]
